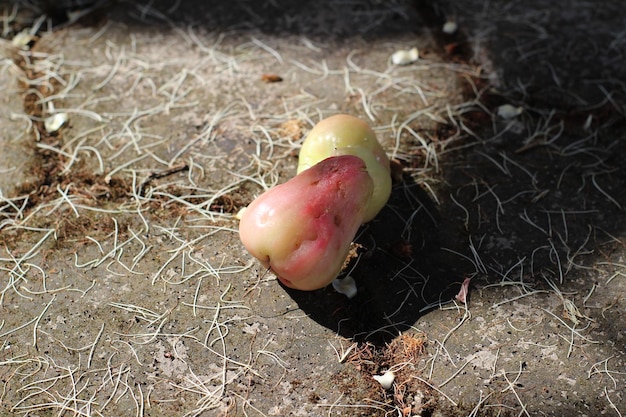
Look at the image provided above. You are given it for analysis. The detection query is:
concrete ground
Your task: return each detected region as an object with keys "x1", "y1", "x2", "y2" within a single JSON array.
[{"x1": 0, "y1": 1, "x2": 624, "y2": 416}]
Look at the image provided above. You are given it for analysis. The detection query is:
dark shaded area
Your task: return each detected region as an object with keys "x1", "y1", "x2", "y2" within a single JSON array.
[
  {"x1": 435, "y1": 2, "x2": 625, "y2": 377},
  {"x1": 421, "y1": 1, "x2": 626, "y2": 265},
  {"x1": 416, "y1": 0, "x2": 626, "y2": 110},
  {"x1": 285, "y1": 178, "x2": 467, "y2": 345},
  {"x1": 420, "y1": 0, "x2": 626, "y2": 378},
  {"x1": 477, "y1": 2, "x2": 626, "y2": 110},
  {"x1": 19, "y1": 0, "x2": 424, "y2": 39}
]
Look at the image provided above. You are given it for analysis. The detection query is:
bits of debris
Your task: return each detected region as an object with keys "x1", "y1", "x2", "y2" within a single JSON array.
[
  {"x1": 391, "y1": 47, "x2": 419, "y2": 66},
  {"x1": 235, "y1": 207, "x2": 246, "y2": 220},
  {"x1": 442, "y1": 20, "x2": 458, "y2": 34},
  {"x1": 455, "y1": 277, "x2": 471, "y2": 304},
  {"x1": 277, "y1": 119, "x2": 303, "y2": 142},
  {"x1": 373, "y1": 370, "x2": 395, "y2": 389},
  {"x1": 332, "y1": 275, "x2": 357, "y2": 299},
  {"x1": 12, "y1": 30, "x2": 37, "y2": 49},
  {"x1": 497, "y1": 104, "x2": 524, "y2": 119},
  {"x1": 261, "y1": 73, "x2": 283, "y2": 83},
  {"x1": 44, "y1": 113, "x2": 69, "y2": 133}
]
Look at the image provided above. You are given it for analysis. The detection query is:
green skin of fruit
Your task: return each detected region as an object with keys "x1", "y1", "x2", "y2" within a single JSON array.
[
  {"x1": 297, "y1": 114, "x2": 391, "y2": 223},
  {"x1": 239, "y1": 155, "x2": 374, "y2": 291}
]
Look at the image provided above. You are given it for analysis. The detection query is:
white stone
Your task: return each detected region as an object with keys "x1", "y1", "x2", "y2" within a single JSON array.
[
  {"x1": 332, "y1": 276, "x2": 357, "y2": 298},
  {"x1": 373, "y1": 370, "x2": 395, "y2": 389},
  {"x1": 44, "y1": 113, "x2": 68, "y2": 133},
  {"x1": 391, "y1": 47, "x2": 419, "y2": 65},
  {"x1": 443, "y1": 21, "x2": 458, "y2": 34},
  {"x1": 497, "y1": 104, "x2": 523, "y2": 119}
]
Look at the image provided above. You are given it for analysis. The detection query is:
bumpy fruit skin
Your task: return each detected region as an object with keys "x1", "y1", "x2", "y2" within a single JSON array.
[
  {"x1": 297, "y1": 114, "x2": 391, "y2": 222},
  {"x1": 239, "y1": 155, "x2": 373, "y2": 291}
]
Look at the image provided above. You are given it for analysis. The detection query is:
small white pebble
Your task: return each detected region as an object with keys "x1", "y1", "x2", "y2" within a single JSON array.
[
  {"x1": 332, "y1": 276, "x2": 357, "y2": 299},
  {"x1": 442, "y1": 20, "x2": 458, "y2": 34},
  {"x1": 373, "y1": 370, "x2": 395, "y2": 389},
  {"x1": 44, "y1": 113, "x2": 68, "y2": 133},
  {"x1": 12, "y1": 30, "x2": 35, "y2": 49},
  {"x1": 391, "y1": 47, "x2": 419, "y2": 65},
  {"x1": 497, "y1": 104, "x2": 523, "y2": 119},
  {"x1": 235, "y1": 207, "x2": 246, "y2": 220}
]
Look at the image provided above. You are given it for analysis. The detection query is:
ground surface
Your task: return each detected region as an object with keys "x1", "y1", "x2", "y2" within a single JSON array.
[{"x1": 0, "y1": 1, "x2": 624, "y2": 416}]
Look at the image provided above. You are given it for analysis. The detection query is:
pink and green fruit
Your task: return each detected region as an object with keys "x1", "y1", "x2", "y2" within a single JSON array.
[
  {"x1": 239, "y1": 115, "x2": 391, "y2": 291},
  {"x1": 239, "y1": 155, "x2": 373, "y2": 291}
]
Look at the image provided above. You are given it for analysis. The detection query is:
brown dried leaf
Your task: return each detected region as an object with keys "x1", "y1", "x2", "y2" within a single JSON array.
[{"x1": 261, "y1": 73, "x2": 283, "y2": 83}]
